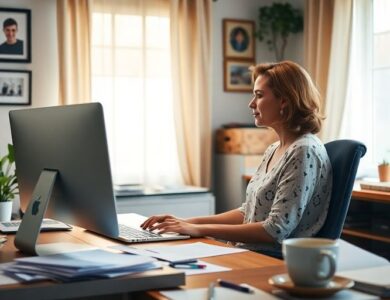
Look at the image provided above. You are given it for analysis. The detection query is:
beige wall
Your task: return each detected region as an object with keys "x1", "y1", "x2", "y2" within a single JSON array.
[
  {"x1": 211, "y1": 0, "x2": 304, "y2": 132},
  {"x1": 210, "y1": 0, "x2": 304, "y2": 189}
]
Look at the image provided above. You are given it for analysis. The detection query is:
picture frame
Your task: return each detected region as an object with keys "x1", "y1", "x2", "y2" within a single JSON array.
[
  {"x1": 224, "y1": 59, "x2": 254, "y2": 93},
  {"x1": 0, "y1": 8, "x2": 31, "y2": 63},
  {"x1": 223, "y1": 19, "x2": 255, "y2": 59},
  {"x1": 0, "y1": 69, "x2": 31, "y2": 105}
]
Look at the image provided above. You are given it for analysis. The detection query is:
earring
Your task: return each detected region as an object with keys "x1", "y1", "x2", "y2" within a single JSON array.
[{"x1": 280, "y1": 109, "x2": 284, "y2": 116}]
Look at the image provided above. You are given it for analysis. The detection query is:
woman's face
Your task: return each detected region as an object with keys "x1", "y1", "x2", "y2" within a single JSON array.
[{"x1": 249, "y1": 75, "x2": 284, "y2": 128}]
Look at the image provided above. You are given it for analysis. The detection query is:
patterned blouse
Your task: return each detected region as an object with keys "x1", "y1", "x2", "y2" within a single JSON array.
[{"x1": 238, "y1": 133, "x2": 332, "y2": 252}]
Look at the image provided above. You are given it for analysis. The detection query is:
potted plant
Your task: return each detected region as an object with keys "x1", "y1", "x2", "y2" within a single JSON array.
[
  {"x1": 378, "y1": 159, "x2": 390, "y2": 182},
  {"x1": 0, "y1": 144, "x2": 18, "y2": 221},
  {"x1": 255, "y1": 2, "x2": 303, "y2": 61}
]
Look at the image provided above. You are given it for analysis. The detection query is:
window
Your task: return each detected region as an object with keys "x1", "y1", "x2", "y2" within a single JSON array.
[
  {"x1": 372, "y1": 0, "x2": 390, "y2": 164},
  {"x1": 340, "y1": 0, "x2": 390, "y2": 177},
  {"x1": 91, "y1": 6, "x2": 183, "y2": 186}
]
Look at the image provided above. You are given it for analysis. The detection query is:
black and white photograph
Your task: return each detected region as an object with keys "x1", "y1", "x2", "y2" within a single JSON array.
[
  {"x1": 0, "y1": 8, "x2": 31, "y2": 62},
  {"x1": 0, "y1": 69, "x2": 31, "y2": 105}
]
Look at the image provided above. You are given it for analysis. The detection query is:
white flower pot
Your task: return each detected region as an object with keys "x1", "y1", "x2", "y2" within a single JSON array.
[{"x1": 0, "y1": 201, "x2": 13, "y2": 222}]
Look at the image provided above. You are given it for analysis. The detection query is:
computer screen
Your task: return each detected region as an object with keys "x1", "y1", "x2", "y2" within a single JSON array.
[{"x1": 9, "y1": 103, "x2": 120, "y2": 249}]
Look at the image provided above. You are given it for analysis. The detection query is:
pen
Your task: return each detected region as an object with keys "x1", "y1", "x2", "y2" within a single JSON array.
[
  {"x1": 169, "y1": 263, "x2": 207, "y2": 269},
  {"x1": 217, "y1": 279, "x2": 254, "y2": 294},
  {"x1": 170, "y1": 258, "x2": 198, "y2": 264},
  {"x1": 207, "y1": 282, "x2": 215, "y2": 300}
]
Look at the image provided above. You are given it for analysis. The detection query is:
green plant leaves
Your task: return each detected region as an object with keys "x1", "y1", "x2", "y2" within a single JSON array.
[
  {"x1": 255, "y1": 2, "x2": 303, "y2": 61},
  {"x1": 7, "y1": 143, "x2": 15, "y2": 163},
  {"x1": 0, "y1": 144, "x2": 18, "y2": 202}
]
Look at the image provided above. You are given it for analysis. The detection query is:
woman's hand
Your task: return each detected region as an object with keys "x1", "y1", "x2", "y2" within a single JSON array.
[
  {"x1": 140, "y1": 214, "x2": 183, "y2": 231},
  {"x1": 149, "y1": 218, "x2": 203, "y2": 237}
]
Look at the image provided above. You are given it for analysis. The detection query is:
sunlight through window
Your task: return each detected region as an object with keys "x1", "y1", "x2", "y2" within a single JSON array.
[{"x1": 91, "y1": 10, "x2": 183, "y2": 187}]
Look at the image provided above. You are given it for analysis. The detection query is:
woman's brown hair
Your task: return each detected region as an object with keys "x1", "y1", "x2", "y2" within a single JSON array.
[{"x1": 251, "y1": 61, "x2": 323, "y2": 134}]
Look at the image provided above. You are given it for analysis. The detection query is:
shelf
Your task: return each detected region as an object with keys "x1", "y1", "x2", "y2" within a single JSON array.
[
  {"x1": 342, "y1": 228, "x2": 390, "y2": 243},
  {"x1": 351, "y1": 188, "x2": 390, "y2": 204}
]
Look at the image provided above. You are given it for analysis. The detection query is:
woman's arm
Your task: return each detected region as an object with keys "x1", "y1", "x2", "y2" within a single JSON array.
[
  {"x1": 152, "y1": 219, "x2": 275, "y2": 243},
  {"x1": 140, "y1": 209, "x2": 244, "y2": 230},
  {"x1": 186, "y1": 209, "x2": 244, "y2": 225}
]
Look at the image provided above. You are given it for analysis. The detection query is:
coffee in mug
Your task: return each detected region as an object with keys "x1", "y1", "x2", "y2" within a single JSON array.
[{"x1": 282, "y1": 238, "x2": 339, "y2": 287}]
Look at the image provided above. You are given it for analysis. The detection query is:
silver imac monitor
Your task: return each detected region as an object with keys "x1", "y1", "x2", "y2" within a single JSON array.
[{"x1": 9, "y1": 103, "x2": 120, "y2": 254}]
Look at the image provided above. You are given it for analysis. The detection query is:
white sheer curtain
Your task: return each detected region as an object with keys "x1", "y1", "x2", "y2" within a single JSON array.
[
  {"x1": 339, "y1": 0, "x2": 373, "y2": 175},
  {"x1": 90, "y1": 0, "x2": 183, "y2": 187}
]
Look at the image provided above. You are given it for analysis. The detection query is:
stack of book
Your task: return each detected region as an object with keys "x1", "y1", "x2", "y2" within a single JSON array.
[
  {"x1": 4, "y1": 249, "x2": 161, "y2": 282},
  {"x1": 360, "y1": 181, "x2": 390, "y2": 192}
]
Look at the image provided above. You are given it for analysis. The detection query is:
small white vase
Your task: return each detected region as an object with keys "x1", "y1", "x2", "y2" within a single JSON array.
[{"x1": 0, "y1": 201, "x2": 13, "y2": 222}]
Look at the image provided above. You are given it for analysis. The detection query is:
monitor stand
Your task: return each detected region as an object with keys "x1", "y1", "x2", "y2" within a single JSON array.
[{"x1": 14, "y1": 170, "x2": 93, "y2": 256}]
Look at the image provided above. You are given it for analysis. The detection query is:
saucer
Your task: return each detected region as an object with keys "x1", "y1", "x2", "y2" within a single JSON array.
[{"x1": 268, "y1": 274, "x2": 354, "y2": 298}]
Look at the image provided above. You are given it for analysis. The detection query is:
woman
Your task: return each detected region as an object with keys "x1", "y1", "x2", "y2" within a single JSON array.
[{"x1": 141, "y1": 61, "x2": 332, "y2": 255}]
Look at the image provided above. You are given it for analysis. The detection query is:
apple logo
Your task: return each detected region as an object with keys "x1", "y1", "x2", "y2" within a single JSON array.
[{"x1": 31, "y1": 196, "x2": 41, "y2": 216}]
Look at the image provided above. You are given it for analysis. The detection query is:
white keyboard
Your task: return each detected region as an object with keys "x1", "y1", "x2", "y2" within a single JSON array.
[
  {"x1": 0, "y1": 218, "x2": 72, "y2": 233},
  {"x1": 118, "y1": 224, "x2": 164, "y2": 242}
]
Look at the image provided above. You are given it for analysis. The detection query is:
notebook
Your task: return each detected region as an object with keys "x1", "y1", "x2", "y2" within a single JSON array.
[
  {"x1": 0, "y1": 218, "x2": 72, "y2": 233},
  {"x1": 337, "y1": 240, "x2": 390, "y2": 297}
]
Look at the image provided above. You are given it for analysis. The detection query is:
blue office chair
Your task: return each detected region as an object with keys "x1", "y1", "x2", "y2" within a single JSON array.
[
  {"x1": 316, "y1": 139, "x2": 367, "y2": 239},
  {"x1": 262, "y1": 139, "x2": 366, "y2": 259}
]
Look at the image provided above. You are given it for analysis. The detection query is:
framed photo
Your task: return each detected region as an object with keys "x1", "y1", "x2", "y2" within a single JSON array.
[
  {"x1": 0, "y1": 69, "x2": 31, "y2": 105},
  {"x1": 223, "y1": 19, "x2": 255, "y2": 59},
  {"x1": 224, "y1": 60, "x2": 254, "y2": 93},
  {"x1": 0, "y1": 8, "x2": 31, "y2": 63}
]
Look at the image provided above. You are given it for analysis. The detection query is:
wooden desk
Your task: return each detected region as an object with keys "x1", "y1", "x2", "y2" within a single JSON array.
[
  {"x1": 0, "y1": 228, "x2": 185, "y2": 299},
  {"x1": 0, "y1": 226, "x2": 284, "y2": 300}
]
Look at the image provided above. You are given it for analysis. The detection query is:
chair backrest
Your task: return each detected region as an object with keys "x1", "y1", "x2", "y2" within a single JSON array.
[{"x1": 316, "y1": 139, "x2": 367, "y2": 239}]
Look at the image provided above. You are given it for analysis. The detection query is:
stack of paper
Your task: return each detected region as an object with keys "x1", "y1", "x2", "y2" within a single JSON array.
[
  {"x1": 338, "y1": 266, "x2": 390, "y2": 297},
  {"x1": 161, "y1": 285, "x2": 279, "y2": 300},
  {"x1": 112, "y1": 245, "x2": 198, "y2": 263},
  {"x1": 112, "y1": 242, "x2": 248, "y2": 263},
  {"x1": 4, "y1": 249, "x2": 161, "y2": 282},
  {"x1": 337, "y1": 240, "x2": 390, "y2": 297}
]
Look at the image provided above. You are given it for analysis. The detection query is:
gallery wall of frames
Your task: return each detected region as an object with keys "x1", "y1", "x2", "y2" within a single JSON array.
[{"x1": 0, "y1": 7, "x2": 31, "y2": 105}]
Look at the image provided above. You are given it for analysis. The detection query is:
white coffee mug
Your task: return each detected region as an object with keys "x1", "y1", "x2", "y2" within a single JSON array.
[{"x1": 282, "y1": 238, "x2": 339, "y2": 287}]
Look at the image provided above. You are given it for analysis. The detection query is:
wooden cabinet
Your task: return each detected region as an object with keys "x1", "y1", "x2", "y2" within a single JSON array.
[
  {"x1": 216, "y1": 128, "x2": 278, "y2": 154},
  {"x1": 342, "y1": 187, "x2": 390, "y2": 260},
  {"x1": 214, "y1": 128, "x2": 276, "y2": 213}
]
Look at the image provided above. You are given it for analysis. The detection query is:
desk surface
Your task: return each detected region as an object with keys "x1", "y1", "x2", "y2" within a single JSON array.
[
  {"x1": 0, "y1": 224, "x2": 283, "y2": 300},
  {"x1": 0, "y1": 228, "x2": 186, "y2": 300}
]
